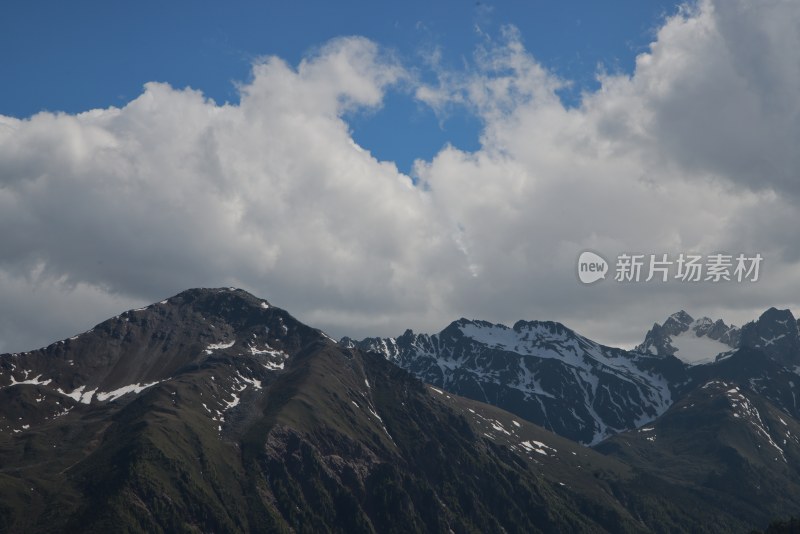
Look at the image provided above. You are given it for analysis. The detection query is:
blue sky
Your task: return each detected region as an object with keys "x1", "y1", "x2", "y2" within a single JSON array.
[{"x1": 2, "y1": 0, "x2": 682, "y2": 173}]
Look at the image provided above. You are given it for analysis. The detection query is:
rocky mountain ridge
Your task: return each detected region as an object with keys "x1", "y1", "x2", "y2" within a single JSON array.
[{"x1": 343, "y1": 318, "x2": 687, "y2": 444}]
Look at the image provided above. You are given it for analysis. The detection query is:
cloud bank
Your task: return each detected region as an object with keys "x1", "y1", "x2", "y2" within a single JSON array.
[{"x1": 1, "y1": 0, "x2": 799, "y2": 351}]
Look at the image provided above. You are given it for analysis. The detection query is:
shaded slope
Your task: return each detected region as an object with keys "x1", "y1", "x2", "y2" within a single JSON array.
[
  {"x1": 0, "y1": 288, "x2": 325, "y2": 533},
  {"x1": 0, "y1": 289, "x2": 640, "y2": 533},
  {"x1": 596, "y1": 377, "x2": 800, "y2": 529}
]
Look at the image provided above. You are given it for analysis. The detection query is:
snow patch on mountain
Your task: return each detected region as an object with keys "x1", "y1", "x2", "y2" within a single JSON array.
[
  {"x1": 670, "y1": 331, "x2": 733, "y2": 365},
  {"x1": 206, "y1": 340, "x2": 236, "y2": 354},
  {"x1": 57, "y1": 385, "x2": 97, "y2": 404},
  {"x1": 6, "y1": 373, "x2": 53, "y2": 388},
  {"x1": 459, "y1": 322, "x2": 524, "y2": 351},
  {"x1": 96, "y1": 381, "x2": 161, "y2": 402}
]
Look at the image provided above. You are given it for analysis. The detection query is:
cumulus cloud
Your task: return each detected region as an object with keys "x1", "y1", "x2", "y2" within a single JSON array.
[
  {"x1": 414, "y1": 0, "x2": 800, "y2": 341},
  {"x1": 1, "y1": 0, "x2": 799, "y2": 352},
  {"x1": 0, "y1": 37, "x2": 462, "y2": 350},
  {"x1": 589, "y1": 0, "x2": 800, "y2": 198}
]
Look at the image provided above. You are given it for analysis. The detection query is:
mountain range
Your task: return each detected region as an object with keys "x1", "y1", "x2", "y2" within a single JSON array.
[
  {"x1": 1, "y1": 288, "x2": 799, "y2": 532},
  {"x1": 342, "y1": 320, "x2": 685, "y2": 445}
]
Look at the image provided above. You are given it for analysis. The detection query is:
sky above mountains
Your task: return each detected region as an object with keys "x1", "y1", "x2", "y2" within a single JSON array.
[{"x1": 1, "y1": 0, "x2": 799, "y2": 352}]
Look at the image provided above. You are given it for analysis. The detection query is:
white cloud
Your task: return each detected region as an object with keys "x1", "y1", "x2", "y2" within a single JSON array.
[
  {"x1": 0, "y1": 37, "x2": 462, "y2": 351},
  {"x1": 409, "y1": 0, "x2": 800, "y2": 343},
  {"x1": 1, "y1": 1, "x2": 799, "y2": 352}
]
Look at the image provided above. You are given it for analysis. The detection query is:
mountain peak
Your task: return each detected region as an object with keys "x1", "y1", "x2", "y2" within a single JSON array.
[
  {"x1": 0, "y1": 288, "x2": 324, "y2": 406},
  {"x1": 450, "y1": 317, "x2": 497, "y2": 329},
  {"x1": 758, "y1": 307, "x2": 796, "y2": 324},
  {"x1": 165, "y1": 286, "x2": 271, "y2": 309},
  {"x1": 668, "y1": 310, "x2": 694, "y2": 324},
  {"x1": 637, "y1": 311, "x2": 738, "y2": 364},
  {"x1": 739, "y1": 307, "x2": 799, "y2": 363},
  {"x1": 663, "y1": 310, "x2": 694, "y2": 332}
]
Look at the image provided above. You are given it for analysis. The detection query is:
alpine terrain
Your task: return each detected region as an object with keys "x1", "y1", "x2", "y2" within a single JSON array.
[{"x1": 0, "y1": 289, "x2": 799, "y2": 532}]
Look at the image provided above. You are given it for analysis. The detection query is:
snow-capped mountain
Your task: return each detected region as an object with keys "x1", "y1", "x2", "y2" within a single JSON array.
[
  {"x1": 637, "y1": 310, "x2": 740, "y2": 365},
  {"x1": 343, "y1": 319, "x2": 687, "y2": 444}
]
